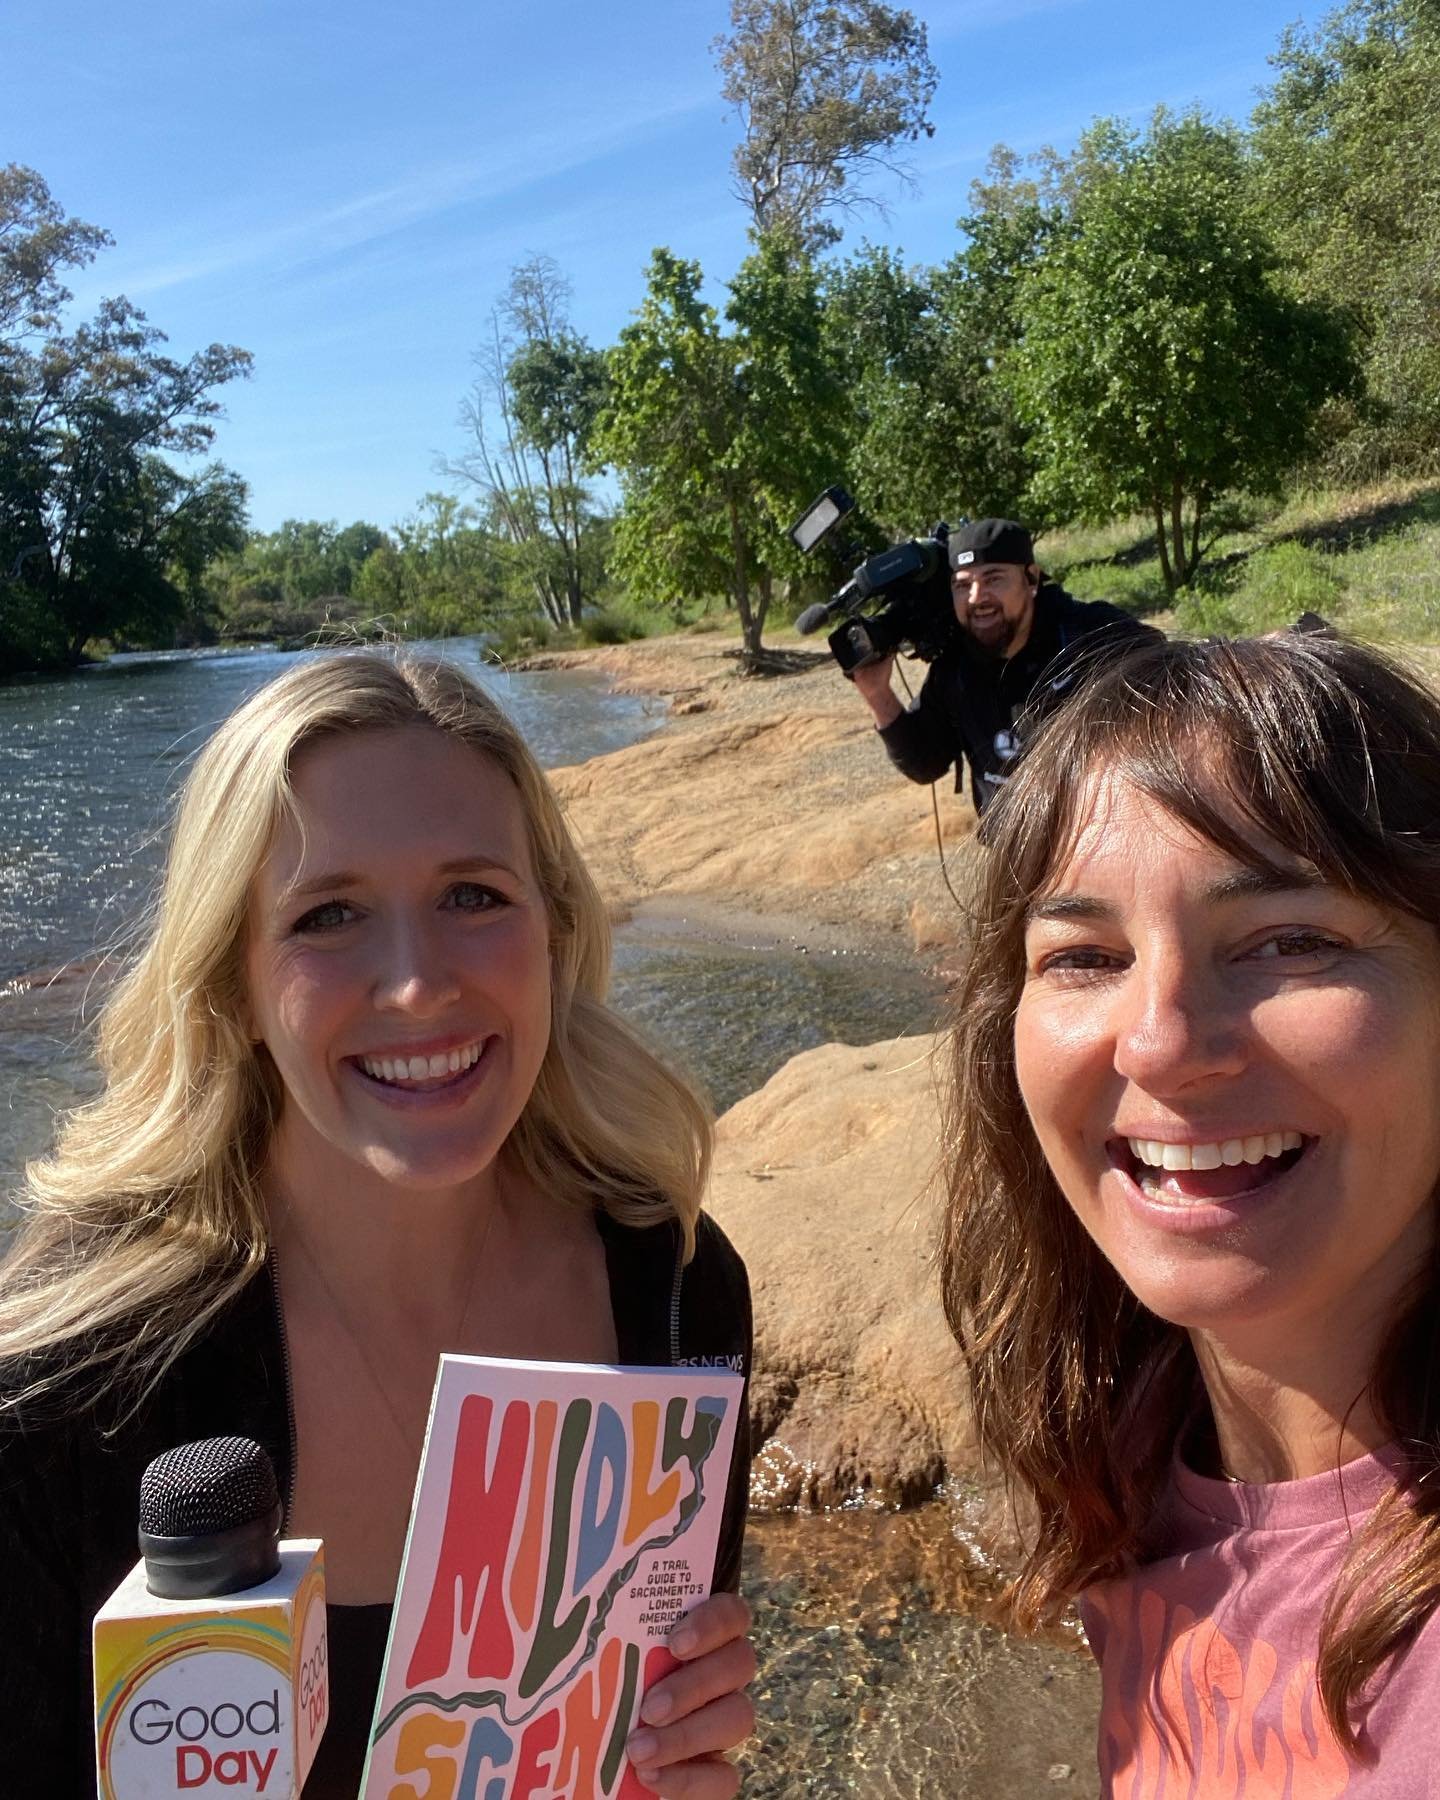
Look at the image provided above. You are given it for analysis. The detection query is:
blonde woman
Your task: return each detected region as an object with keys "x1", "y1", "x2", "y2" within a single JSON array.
[
  {"x1": 0, "y1": 650, "x2": 755, "y2": 1797},
  {"x1": 943, "y1": 634, "x2": 1440, "y2": 1794}
]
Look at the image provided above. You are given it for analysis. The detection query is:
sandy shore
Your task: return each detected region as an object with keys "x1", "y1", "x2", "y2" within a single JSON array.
[{"x1": 525, "y1": 633, "x2": 982, "y2": 956}]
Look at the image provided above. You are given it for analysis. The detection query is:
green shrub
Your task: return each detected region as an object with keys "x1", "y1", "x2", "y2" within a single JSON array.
[
  {"x1": 487, "y1": 613, "x2": 555, "y2": 659},
  {"x1": 578, "y1": 609, "x2": 646, "y2": 646}
]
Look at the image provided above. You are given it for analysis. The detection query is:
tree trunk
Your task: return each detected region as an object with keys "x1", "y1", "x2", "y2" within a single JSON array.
[
  {"x1": 1170, "y1": 478, "x2": 1187, "y2": 590},
  {"x1": 1153, "y1": 498, "x2": 1175, "y2": 592},
  {"x1": 1187, "y1": 493, "x2": 1205, "y2": 586},
  {"x1": 727, "y1": 494, "x2": 762, "y2": 661},
  {"x1": 753, "y1": 569, "x2": 773, "y2": 645}
]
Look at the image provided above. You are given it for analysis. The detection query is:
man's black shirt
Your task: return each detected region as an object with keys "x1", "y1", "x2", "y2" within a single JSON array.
[{"x1": 877, "y1": 580, "x2": 1157, "y2": 813}]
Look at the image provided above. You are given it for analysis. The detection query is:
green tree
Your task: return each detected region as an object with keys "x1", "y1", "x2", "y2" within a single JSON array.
[
  {"x1": 596, "y1": 238, "x2": 845, "y2": 663},
  {"x1": 1251, "y1": 0, "x2": 1440, "y2": 473},
  {"x1": 714, "y1": 0, "x2": 938, "y2": 250},
  {"x1": 0, "y1": 169, "x2": 251, "y2": 669},
  {"x1": 207, "y1": 517, "x2": 393, "y2": 640},
  {"x1": 0, "y1": 164, "x2": 109, "y2": 348},
  {"x1": 822, "y1": 213, "x2": 1042, "y2": 535},
  {"x1": 3, "y1": 293, "x2": 250, "y2": 666},
  {"x1": 1007, "y1": 112, "x2": 1355, "y2": 591},
  {"x1": 377, "y1": 493, "x2": 504, "y2": 636},
  {"x1": 452, "y1": 255, "x2": 607, "y2": 628}
]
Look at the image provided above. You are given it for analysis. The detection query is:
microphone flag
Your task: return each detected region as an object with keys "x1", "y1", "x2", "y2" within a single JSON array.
[
  {"x1": 94, "y1": 1436, "x2": 328, "y2": 1798},
  {"x1": 95, "y1": 1545, "x2": 328, "y2": 1797}
]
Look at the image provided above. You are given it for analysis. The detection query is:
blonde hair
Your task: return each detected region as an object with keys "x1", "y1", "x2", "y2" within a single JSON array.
[
  {"x1": 940, "y1": 632, "x2": 1440, "y2": 1753},
  {"x1": 1, "y1": 649, "x2": 710, "y2": 1406}
]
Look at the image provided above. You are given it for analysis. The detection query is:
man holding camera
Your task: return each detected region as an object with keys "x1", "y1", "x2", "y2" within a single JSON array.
[{"x1": 851, "y1": 517, "x2": 1157, "y2": 814}]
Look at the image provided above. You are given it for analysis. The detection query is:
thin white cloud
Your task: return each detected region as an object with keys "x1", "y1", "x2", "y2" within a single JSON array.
[{"x1": 72, "y1": 88, "x2": 714, "y2": 305}]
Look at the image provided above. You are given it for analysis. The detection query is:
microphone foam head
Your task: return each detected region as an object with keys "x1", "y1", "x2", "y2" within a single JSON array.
[{"x1": 139, "y1": 1435, "x2": 280, "y2": 1538}]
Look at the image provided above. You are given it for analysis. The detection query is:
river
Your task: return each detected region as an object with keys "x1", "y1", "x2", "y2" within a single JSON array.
[{"x1": 0, "y1": 641, "x2": 1098, "y2": 1796}]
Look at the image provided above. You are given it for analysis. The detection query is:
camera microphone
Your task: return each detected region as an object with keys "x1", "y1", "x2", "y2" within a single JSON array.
[
  {"x1": 94, "y1": 1436, "x2": 329, "y2": 1797},
  {"x1": 795, "y1": 601, "x2": 835, "y2": 635}
]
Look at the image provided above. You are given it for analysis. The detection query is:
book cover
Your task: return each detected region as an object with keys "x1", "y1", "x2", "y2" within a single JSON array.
[{"x1": 360, "y1": 1354, "x2": 745, "y2": 1799}]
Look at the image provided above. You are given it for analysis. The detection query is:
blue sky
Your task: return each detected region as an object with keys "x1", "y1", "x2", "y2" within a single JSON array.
[{"x1": 6, "y1": 0, "x2": 1323, "y2": 532}]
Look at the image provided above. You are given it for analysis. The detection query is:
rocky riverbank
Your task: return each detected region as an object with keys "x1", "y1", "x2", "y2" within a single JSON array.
[
  {"x1": 532, "y1": 636, "x2": 984, "y2": 1496},
  {"x1": 529, "y1": 633, "x2": 1101, "y2": 1794},
  {"x1": 531, "y1": 634, "x2": 980, "y2": 955}
]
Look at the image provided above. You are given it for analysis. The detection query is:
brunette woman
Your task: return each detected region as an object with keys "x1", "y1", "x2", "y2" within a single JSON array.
[{"x1": 943, "y1": 633, "x2": 1440, "y2": 1794}]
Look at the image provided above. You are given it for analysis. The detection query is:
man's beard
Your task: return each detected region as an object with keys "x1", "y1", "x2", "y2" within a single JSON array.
[{"x1": 961, "y1": 608, "x2": 1020, "y2": 658}]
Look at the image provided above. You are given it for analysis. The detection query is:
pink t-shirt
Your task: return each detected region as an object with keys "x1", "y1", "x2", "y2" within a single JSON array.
[{"x1": 1079, "y1": 1448, "x2": 1440, "y2": 1797}]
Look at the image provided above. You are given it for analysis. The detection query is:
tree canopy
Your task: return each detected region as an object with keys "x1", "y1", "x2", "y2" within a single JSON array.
[
  {"x1": 0, "y1": 168, "x2": 251, "y2": 670},
  {"x1": 1004, "y1": 113, "x2": 1356, "y2": 590},
  {"x1": 714, "y1": 0, "x2": 937, "y2": 250},
  {"x1": 451, "y1": 255, "x2": 608, "y2": 629},
  {"x1": 595, "y1": 238, "x2": 845, "y2": 661},
  {"x1": 1251, "y1": 0, "x2": 1440, "y2": 474}
]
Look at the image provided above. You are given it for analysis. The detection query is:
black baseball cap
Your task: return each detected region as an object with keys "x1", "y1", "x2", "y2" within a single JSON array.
[{"x1": 949, "y1": 518, "x2": 1035, "y2": 571}]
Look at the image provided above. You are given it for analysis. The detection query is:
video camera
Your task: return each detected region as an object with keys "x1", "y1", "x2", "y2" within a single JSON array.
[{"x1": 788, "y1": 486, "x2": 959, "y2": 674}]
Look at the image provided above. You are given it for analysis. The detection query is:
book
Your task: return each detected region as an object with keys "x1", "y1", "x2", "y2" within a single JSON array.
[{"x1": 360, "y1": 1353, "x2": 745, "y2": 1799}]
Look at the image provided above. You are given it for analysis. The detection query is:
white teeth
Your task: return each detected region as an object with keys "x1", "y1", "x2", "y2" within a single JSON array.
[
  {"x1": 357, "y1": 1040, "x2": 484, "y2": 1086},
  {"x1": 1127, "y1": 1133, "x2": 1307, "y2": 1172}
]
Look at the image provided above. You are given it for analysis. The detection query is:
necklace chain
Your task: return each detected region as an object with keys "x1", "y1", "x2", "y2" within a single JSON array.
[{"x1": 282, "y1": 1191, "x2": 501, "y2": 1461}]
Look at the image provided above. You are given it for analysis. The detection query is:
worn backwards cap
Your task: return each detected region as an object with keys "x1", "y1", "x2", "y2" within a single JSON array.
[{"x1": 949, "y1": 518, "x2": 1035, "y2": 571}]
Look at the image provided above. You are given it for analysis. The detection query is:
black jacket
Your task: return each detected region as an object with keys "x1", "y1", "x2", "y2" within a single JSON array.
[
  {"x1": 0, "y1": 1209, "x2": 751, "y2": 1796},
  {"x1": 877, "y1": 582, "x2": 1158, "y2": 813}
]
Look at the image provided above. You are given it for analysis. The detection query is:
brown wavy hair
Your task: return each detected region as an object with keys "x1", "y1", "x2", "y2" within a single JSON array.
[{"x1": 939, "y1": 631, "x2": 1440, "y2": 1752}]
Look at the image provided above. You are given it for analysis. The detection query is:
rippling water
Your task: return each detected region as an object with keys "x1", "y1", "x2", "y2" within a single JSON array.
[
  {"x1": 0, "y1": 642, "x2": 656, "y2": 984},
  {"x1": 739, "y1": 1513, "x2": 1098, "y2": 1798}
]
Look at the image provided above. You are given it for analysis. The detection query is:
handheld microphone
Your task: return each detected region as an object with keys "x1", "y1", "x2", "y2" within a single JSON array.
[{"x1": 94, "y1": 1436, "x2": 328, "y2": 1798}]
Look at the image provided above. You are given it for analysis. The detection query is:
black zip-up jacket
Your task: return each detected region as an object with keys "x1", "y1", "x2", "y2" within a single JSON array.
[
  {"x1": 878, "y1": 582, "x2": 1158, "y2": 813},
  {"x1": 0, "y1": 1210, "x2": 751, "y2": 1797}
]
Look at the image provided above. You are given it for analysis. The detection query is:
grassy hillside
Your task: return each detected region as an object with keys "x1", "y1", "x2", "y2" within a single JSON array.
[{"x1": 1040, "y1": 479, "x2": 1440, "y2": 644}]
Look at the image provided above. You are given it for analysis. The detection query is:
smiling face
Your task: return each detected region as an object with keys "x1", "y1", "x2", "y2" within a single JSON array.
[
  {"x1": 951, "y1": 560, "x2": 1037, "y2": 656},
  {"x1": 243, "y1": 725, "x2": 553, "y2": 1195},
  {"x1": 1013, "y1": 767, "x2": 1440, "y2": 1352}
]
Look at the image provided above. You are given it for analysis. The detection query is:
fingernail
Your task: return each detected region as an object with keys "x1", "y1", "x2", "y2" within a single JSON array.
[
  {"x1": 641, "y1": 1687, "x2": 674, "y2": 1724},
  {"x1": 628, "y1": 1731, "x2": 659, "y2": 1763},
  {"x1": 669, "y1": 1624, "x2": 697, "y2": 1656}
]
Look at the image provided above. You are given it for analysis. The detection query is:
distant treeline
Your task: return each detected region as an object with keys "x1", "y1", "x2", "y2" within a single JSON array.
[{"x1": 3, "y1": 0, "x2": 1436, "y2": 673}]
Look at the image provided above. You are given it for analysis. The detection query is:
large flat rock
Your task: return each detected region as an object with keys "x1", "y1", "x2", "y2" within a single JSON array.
[{"x1": 707, "y1": 1033, "x2": 985, "y2": 1511}]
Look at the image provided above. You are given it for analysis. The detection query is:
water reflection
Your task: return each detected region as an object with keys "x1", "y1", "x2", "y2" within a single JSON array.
[
  {"x1": 739, "y1": 1512, "x2": 1098, "y2": 1798},
  {"x1": 612, "y1": 929, "x2": 940, "y2": 1116}
]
